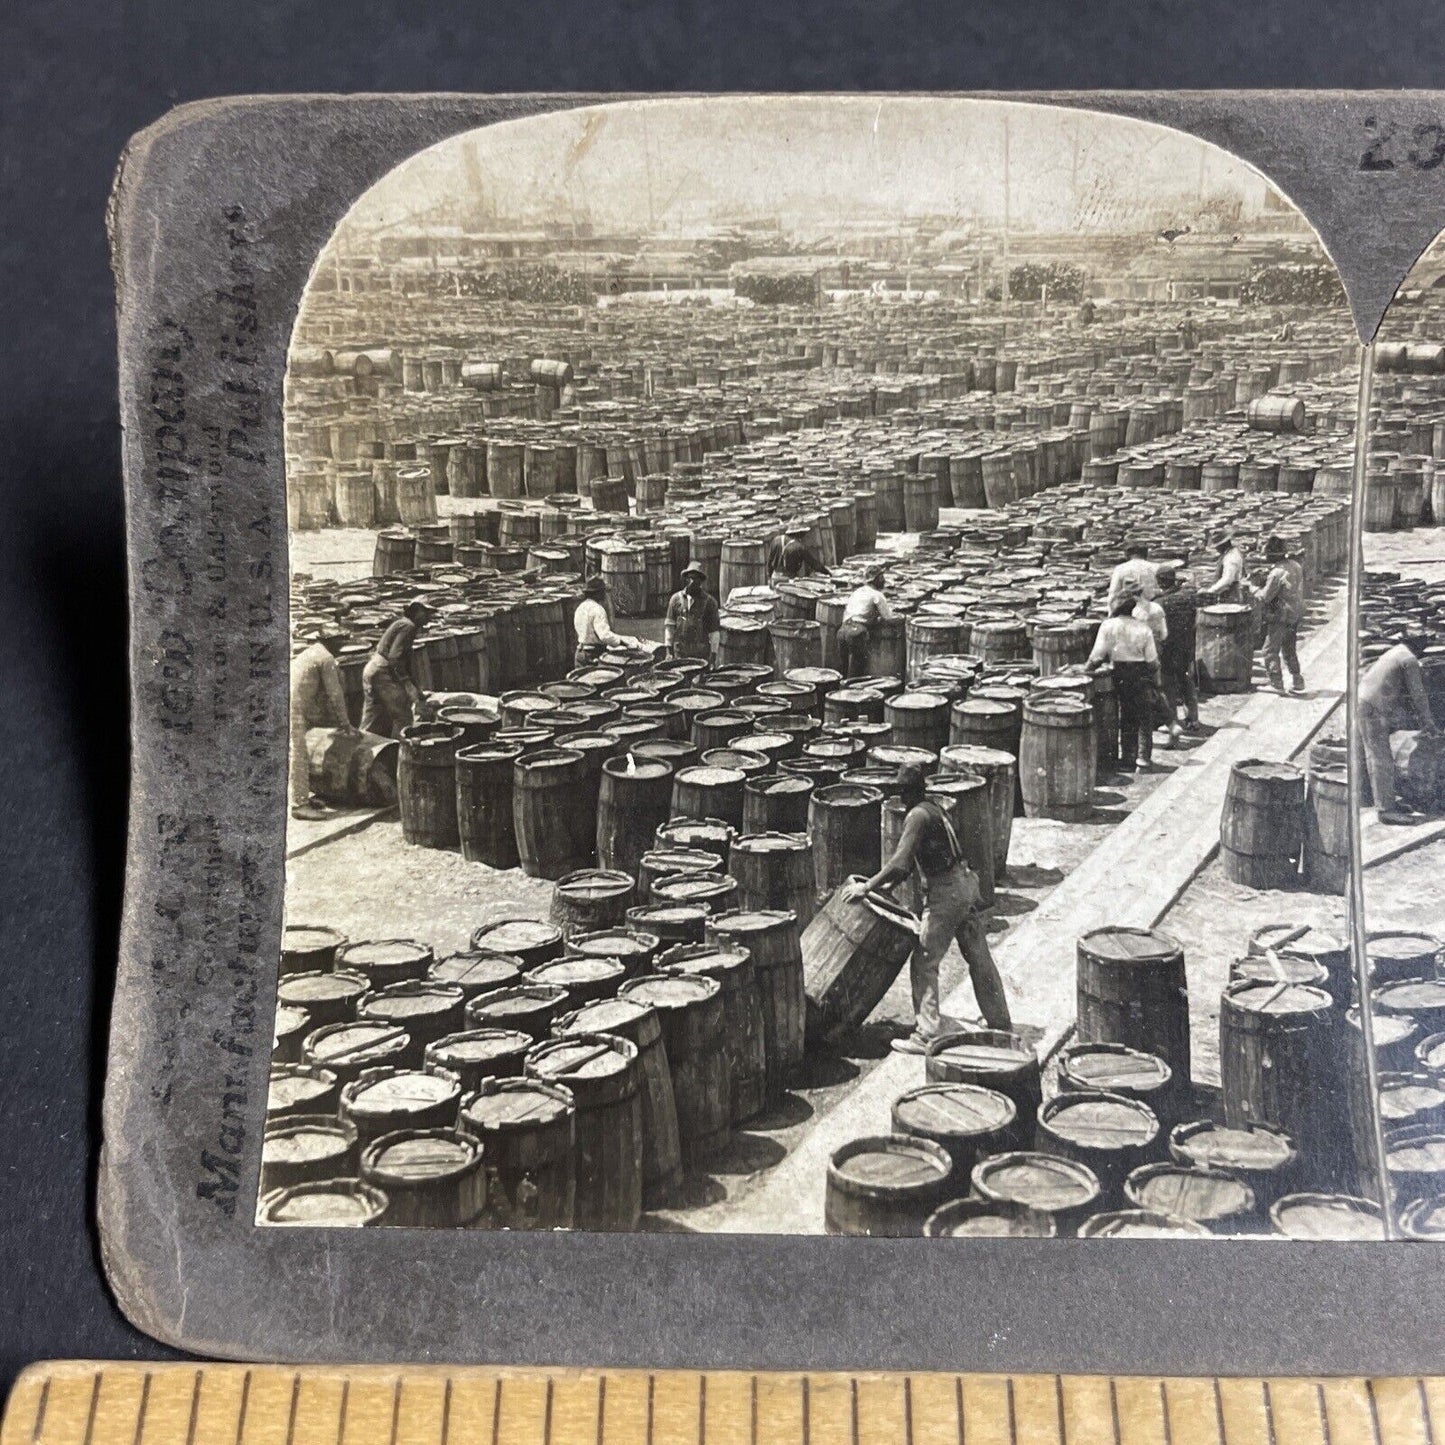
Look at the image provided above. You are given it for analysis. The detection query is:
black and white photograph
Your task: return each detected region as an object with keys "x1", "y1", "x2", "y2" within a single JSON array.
[{"x1": 265, "y1": 95, "x2": 1381, "y2": 1239}]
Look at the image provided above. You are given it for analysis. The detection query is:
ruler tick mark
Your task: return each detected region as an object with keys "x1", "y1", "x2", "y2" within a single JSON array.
[
  {"x1": 235, "y1": 1372, "x2": 253, "y2": 1445},
  {"x1": 440, "y1": 1380, "x2": 453, "y2": 1445},
  {"x1": 647, "y1": 1375, "x2": 655, "y2": 1445},
  {"x1": 751, "y1": 1376, "x2": 759, "y2": 1445},
  {"x1": 1264, "y1": 1382, "x2": 1279, "y2": 1445},
  {"x1": 31, "y1": 1378, "x2": 50, "y2": 1445},
  {"x1": 956, "y1": 1376, "x2": 966, "y2": 1445},
  {"x1": 1109, "y1": 1379, "x2": 1121, "y2": 1445},
  {"x1": 82, "y1": 1374, "x2": 102, "y2": 1445},
  {"x1": 133, "y1": 1374, "x2": 153, "y2": 1445},
  {"x1": 1367, "y1": 1381, "x2": 1385, "y2": 1445},
  {"x1": 1161, "y1": 1380, "x2": 1174, "y2": 1445},
  {"x1": 700, "y1": 1374, "x2": 708, "y2": 1445},
  {"x1": 908, "y1": 1376, "x2": 918, "y2": 1445},
  {"x1": 1317, "y1": 1385, "x2": 1333, "y2": 1445},
  {"x1": 1057, "y1": 1377, "x2": 1067, "y2": 1445},
  {"x1": 543, "y1": 1380, "x2": 554, "y2": 1445},
  {"x1": 1214, "y1": 1378, "x2": 1227, "y2": 1445},
  {"x1": 184, "y1": 1372, "x2": 202, "y2": 1445},
  {"x1": 337, "y1": 1380, "x2": 350, "y2": 1445},
  {"x1": 390, "y1": 1379, "x2": 402, "y2": 1445},
  {"x1": 595, "y1": 1377, "x2": 606, "y2": 1445},
  {"x1": 490, "y1": 1379, "x2": 502, "y2": 1445},
  {"x1": 286, "y1": 1375, "x2": 301, "y2": 1445},
  {"x1": 1005, "y1": 1377, "x2": 1015, "y2": 1445},
  {"x1": 1421, "y1": 1382, "x2": 1436, "y2": 1445},
  {"x1": 851, "y1": 1377, "x2": 860, "y2": 1445}
]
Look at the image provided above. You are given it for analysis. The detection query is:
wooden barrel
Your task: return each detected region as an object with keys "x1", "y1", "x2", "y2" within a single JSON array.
[
  {"x1": 360, "y1": 1128, "x2": 487, "y2": 1228},
  {"x1": 1168, "y1": 1119, "x2": 1299, "y2": 1209},
  {"x1": 1246, "y1": 923, "x2": 1351, "y2": 1007},
  {"x1": 469, "y1": 918, "x2": 563, "y2": 970},
  {"x1": 257, "y1": 1178, "x2": 387, "y2": 1227},
  {"x1": 885, "y1": 691, "x2": 951, "y2": 755},
  {"x1": 1018, "y1": 696, "x2": 1096, "y2": 822},
  {"x1": 730, "y1": 831, "x2": 817, "y2": 928},
  {"x1": 422, "y1": 1027, "x2": 531, "y2": 1094},
  {"x1": 512, "y1": 748, "x2": 594, "y2": 880},
  {"x1": 1076, "y1": 926, "x2": 1190, "y2": 1085},
  {"x1": 1031, "y1": 620, "x2": 1094, "y2": 677},
  {"x1": 1220, "y1": 979, "x2": 1343, "y2": 1185},
  {"x1": 1401, "y1": 1196, "x2": 1445, "y2": 1239},
  {"x1": 1269, "y1": 1192, "x2": 1386, "y2": 1240},
  {"x1": 260, "y1": 1115, "x2": 359, "y2": 1195},
  {"x1": 465, "y1": 982, "x2": 569, "y2": 1040},
  {"x1": 1247, "y1": 395, "x2": 1306, "y2": 433},
  {"x1": 281, "y1": 924, "x2": 348, "y2": 976},
  {"x1": 719, "y1": 538, "x2": 769, "y2": 602},
  {"x1": 1198, "y1": 604, "x2": 1255, "y2": 693},
  {"x1": 437, "y1": 706, "x2": 500, "y2": 748},
  {"x1": 1123, "y1": 1162, "x2": 1256, "y2": 1234},
  {"x1": 626, "y1": 903, "x2": 708, "y2": 948},
  {"x1": 567, "y1": 928, "x2": 662, "y2": 980},
  {"x1": 949, "y1": 696, "x2": 1020, "y2": 755},
  {"x1": 742, "y1": 773, "x2": 815, "y2": 834},
  {"x1": 554, "y1": 996, "x2": 683, "y2": 1205},
  {"x1": 524, "y1": 955, "x2": 626, "y2": 1008},
  {"x1": 1366, "y1": 930, "x2": 1444, "y2": 985},
  {"x1": 770, "y1": 619, "x2": 823, "y2": 674},
  {"x1": 1037, "y1": 1090, "x2": 1160, "y2": 1202},
  {"x1": 691, "y1": 709, "x2": 755, "y2": 752},
  {"x1": 1387, "y1": 1126, "x2": 1445, "y2": 1206},
  {"x1": 925, "y1": 1029, "x2": 1041, "y2": 1146},
  {"x1": 923, "y1": 1197, "x2": 1057, "y2": 1238},
  {"x1": 1220, "y1": 759, "x2": 1306, "y2": 890},
  {"x1": 671, "y1": 765, "x2": 747, "y2": 832},
  {"x1": 549, "y1": 868, "x2": 636, "y2": 937},
  {"x1": 649, "y1": 871, "x2": 740, "y2": 915},
  {"x1": 597, "y1": 756, "x2": 675, "y2": 879},
  {"x1": 906, "y1": 617, "x2": 968, "y2": 684},
  {"x1": 924, "y1": 772, "x2": 998, "y2": 907},
  {"x1": 891, "y1": 1082, "x2": 1017, "y2": 1189},
  {"x1": 277, "y1": 969, "x2": 369, "y2": 1031},
  {"x1": 800, "y1": 883, "x2": 919, "y2": 1046},
  {"x1": 938, "y1": 744, "x2": 1016, "y2": 878},
  {"x1": 617, "y1": 973, "x2": 731, "y2": 1164},
  {"x1": 1057, "y1": 1043, "x2": 1175, "y2": 1125},
  {"x1": 269, "y1": 1063, "x2": 341, "y2": 1120},
  {"x1": 808, "y1": 784, "x2": 884, "y2": 901},
  {"x1": 1377, "y1": 978, "x2": 1445, "y2": 1036},
  {"x1": 526, "y1": 1033, "x2": 643, "y2": 1231},
  {"x1": 397, "y1": 723, "x2": 463, "y2": 848},
  {"x1": 357, "y1": 982, "x2": 466, "y2": 1066},
  {"x1": 659, "y1": 943, "x2": 768, "y2": 1125},
  {"x1": 1076, "y1": 1209, "x2": 1211, "y2": 1239},
  {"x1": 456, "y1": 743, "x2": 524, "y2": 867},
  {"x1": 970, "y1": 1151, "x2": 1102, "y2": 1236},
  {"x1": 339, "y1": 1066, "x2": 463, "y2": 1150},
  {"x1": 824, "y1": 1134, "x2": 953, "y2": 1237},
  {"x1": 301, "y1": 1021, "x2": 411, "y2": 1087},
  {"x1": 459, "y1": 1078, "x2": 576, "y2": 1230},
  {"x1": 335, "y1": 939, "x2": 433, "y2": 990},
  {"x1": 638, "y1": 847, "x2": 718, "y2": 902},
  {"x1": 706, "y1": 909, "x2": 807, "y2": 1099},
  {"x1": 601, "y1": 546, "x2": 649, "y2": 618}
]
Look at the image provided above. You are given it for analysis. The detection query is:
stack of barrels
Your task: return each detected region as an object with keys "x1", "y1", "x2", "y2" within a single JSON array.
[{"x1": 1217, "y1": 754, "x2": 1349, "y2": 897}]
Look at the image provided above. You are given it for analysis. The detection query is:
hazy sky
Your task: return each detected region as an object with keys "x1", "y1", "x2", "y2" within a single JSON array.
[{"x1": 336, "y1": 97, "x2": 1280, "y2": 240}]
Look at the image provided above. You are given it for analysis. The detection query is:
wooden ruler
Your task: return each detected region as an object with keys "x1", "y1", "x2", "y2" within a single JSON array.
[{"x1": 4, "y1": 1365, "x2": 1443, "y2": 1445}]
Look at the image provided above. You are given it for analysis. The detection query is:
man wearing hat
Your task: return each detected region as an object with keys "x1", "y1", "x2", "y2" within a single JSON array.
[
  {"x1": 290, "y1": 626, "x2": 358, "y2": 820},
  {"x1": 849, "y1": 762, "x2": 1013, "y2": 1052},
  {"x1": 1107, "y1": 540, "x2": 1157, "y2": 607},
  {"x1": 1200, "y1": 530, "x2": 1247, "y2": 605},
  {"x1": 361, "y1": 598, "x2": 433, "y2": 739},
  {"x1": 837, "y1": 562, "x2": 898, "y2": 678},
  {"x1": 573, "y1": 574, "x2": 649, "y2": 668},
  {"x1": 664, "y1": 562, "x2": 722, "y2": 663},
  {"x1": 1359, "y1": 630, "x2": 1438, "y2": 824},
  {"x1": 1258, "y1": 535, "x2": 1305, "y2": 694},
  {"x1": 768, "y1": 525, "x2": 830, "y2": 586}
]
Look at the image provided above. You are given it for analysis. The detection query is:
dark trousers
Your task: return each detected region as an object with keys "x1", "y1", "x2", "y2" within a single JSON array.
[
  {"x1": 1160, "y1": 653, "x2": 1199, "y2": 725},
  {"x1": 1262, "y1": 619, "x2": 1303, "y2": 689},
  {"x1": 837, "y1": 619, "x2": 869, "y2": 678},
  {"x1": 1114, "y1": 660, "x2": 1155, "y2": 769}
]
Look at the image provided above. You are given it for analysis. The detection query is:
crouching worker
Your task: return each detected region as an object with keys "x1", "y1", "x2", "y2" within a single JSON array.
[{"x1": 847, "y1": 763, "x2": 1013, "y2": 1055}]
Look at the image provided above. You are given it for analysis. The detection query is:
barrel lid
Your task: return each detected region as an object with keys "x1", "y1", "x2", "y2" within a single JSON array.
[
  {"x1": 889, "y1": 691, "x2": 948, "y2": 712},
  {"x1": 1225, "y1": 979, "x2": 1333, "y2": 1017},
  {"x1": 1078, "y1": 926, "x2": 1182, "y2": 964},
  {"x1": 561, "y1": 997, "x2": 651, "y2": 1034},
  {"x1": 1171, "y1": 1120, "x2": 1297, "y2": 1172},
  {"x1": 1041, "y1": 1092, "x2": 1158, "y2": 1149},
  {"x1": 658, "y1": 818, "x2": 734, "y2": 847},
  {"x1": 708, "y1": 909, "x2": 793, "y2": 936},
  {"x1": 1399, "y1": 1196, "x2": 1445, "y2": 1239},
  {"x1": 651, "y1": 874, "x2": 734, "y2": 903},
  {"x1": 283, "y1": 925, "x2": 347, "y2": 954},
  {"x1": 924, "y1": 1199, "x2": 1057, "y2": 1238},
  {"x1": 660, "y1": 944, "x2": 751, "y2": 979},
  {"x1": 629, "y1": 904, "x2": 709, "y2": 928},
  {"x1": 338, "y1": 939, "x2": 432, "y2": 970},
  {"x1": 1270, "y1": 1192, "x2": 1387, "y2": 1240},
  {"x1": 830, "y1": 1134, "x2": 952, "y2": 1190},
  {"x1": 263, "y1": 1118, "x2": 354, "y2": 1166},
  {"x1": 972, "y1": 1151, "x2": 1101, "y2": 1211},
  {"x1": 461, "y1": 1079, "x2": 575, "y2": 1131},
  {"x1": 274, "y1": 1003, "x2": 310, "y2": 1035},
  {"x1": 620, "y1": 973, "x2": 720, "y2": 1010},
  {"x1": 269, "y1": 1066, "x2": 338, "y2": 1112},
  {"x1": 1059, "y1": 1043, "x2": 1171, "y2": 1093},
  {"x1": 427, "y1": 1028, "x2": 532, "y2": 1066},
  {"x1": 1346, "y1": 1006, "x2": 1417, "y2": 1048},
  {"x1": 278, "y1": 970, "x2": 370, "y2": 1006},
  {"x1": 927, "y1": 1031, "x2": 1034, "y2": 1074},
  {"x1": 1124, "y1": 1163, "x2": 1254, "y2": 1222},
  {"x1": 830, "y1": 685, "x2": 884, "y2": 704},
  {"x1": 1385, "y1": 1128, "x2": 1445, "y2": 1173},
  {"x1": 1366, "y1": 930, "x2": 1443, "y2": 965},
  {"x1": 1250, "y1": 923, "x2": 1345, "y2": 958},
  {"x1": 642, "y1": 848, "x2": 718, "y2": 873},
  {"x1": 555, "y1": 869, "x2": 635, "y2": 901},
  {"x1": 363, "y1": 1129, "x2": 480, "y2": 1183},
  {"x1": 528, "y1": 1034, "x2": 636, "y2": 1083},
  {"x1": 260, "y1": 1179, "x2": 385, "y2": 1226},
  {"x1": 469, "y1": 985, "x2": 567, "y2": 1021},
  {"x1": 305, "y1": 1021, "x2": 411, "y2": 1066},
  {"x1": 939, "y1": 744, "x2": 1015, "y2": 768},
  {"x1": 569, "y1": 929, "x2": 657, "y2": 959},
  {"x1": 1378, "y1": 1073, "x2": 1445, "y2": 1121},
  {"x1": 526, "y1": 956, "x2": 624, "y2": 989},
  {"x1": 457, "y1": 742, "x2": 525, "y2": 765},
  {"x1": 701, "y1": 749, "x2": 770, "y2": 774},
  {"x1": 345, "y1": 1069, "x2": 459, "y2": 1116},
  {"x1": 677, "y1": 765, "x2": 745, "y2": 787},
  {"x1": 738, "y1": 731, "x2": 792, "y2": 752},
  {"x1": 1376, "y1": 978, "x2": 1445, "y2": 1014},
  {"x1": 360, "y1": 983, "x2": 465, "y2": 1020},
  {"x1": 429, "y1": 953, "x2": 523, "y2": 992},
  {"x1": 1232, "y1": 759, "x2": 1305, "y2": 785},
  {"x1": 671, "y1": 690, "x2": 725, "y2": 707},
  {"x1": 894, "y1": 1083, "x2": 1016, "y2": 1138},
  {"x1": 1231, "y1": 953, "x2": 1329, "y2": 988},
  {"x1": 952, "y1": 698, "x2": 1013, "y2": 719},
  {"x1": 1077, "y1": 1209, "x2": 1212, "y2": 1239},
  {"x1": 733, "y1": 831, "x2": 810, "y2": 856},
  {"x1": 472, "y1": 919, "x2": 563, "y2": 954}
]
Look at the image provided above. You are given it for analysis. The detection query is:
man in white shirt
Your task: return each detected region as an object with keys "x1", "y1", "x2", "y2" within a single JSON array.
[
  {"x1": 290, "y1": 626, "x2": 358, "y2": 819},
  {"x1": 573, "y1": 575, "x2": 649, "y2": 667},
  {"x1": 1200, "y1": 532, "x2": 1247, "y2": 605},
  {"x1": 837, "y1": 564, "x2": 897, "y2": 678},
  {"x1": 1108, "y1": 543, "x2": 1157, "y2": 606},
  {"x1": 1084, "y1": 589, "x2": 1160, "y2": 772}
]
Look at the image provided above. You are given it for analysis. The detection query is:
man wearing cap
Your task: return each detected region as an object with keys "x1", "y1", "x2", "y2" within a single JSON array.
[
  {"x1": 849, "y1": 762, "x2": 1013, "y2": 1053},
  {"x1": 664, "y1": 563, "x2": 721, "y2": 663},
  {"x1": 768, "y1": 526, "x2": 830, "y2": 585},
  {"x1": 1200, "y1": 531, "x2": 1247, "y2": 605},
  {"x1": 1360, "y1": 631, "x2": 1438, "y2": 824},
  {"x1": 290, "y1": 627, "x2": 358, "y2": 820},
  {"x1": 1107, "y1": 541, "x2": 1157, "y2": 607},
  {"x1": 837, "y1": 563, "x2": 898, "y2": 678},
  {"x1": 361, "y1": 598, "x2": 433, "y2": 739},
  {"x1": 1258, "y1": 535, "x2": 1306, "y2": 694},
  {"x1": 573, "y1": 574, "x2": 649, "y2": 668}
]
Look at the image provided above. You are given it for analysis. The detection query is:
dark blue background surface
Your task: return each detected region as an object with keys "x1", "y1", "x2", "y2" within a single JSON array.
[{"x1": 1, "y1": 0, "x2": 1439, "y2": 1389}]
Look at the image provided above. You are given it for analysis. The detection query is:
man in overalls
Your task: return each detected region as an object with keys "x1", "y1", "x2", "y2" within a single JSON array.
[
  {"x1": 850, "y1": 763, "x2": 1013, "y2": 1054},
  {"x1": 663, "y1": 562, "x2": 721, "y2": 663}
]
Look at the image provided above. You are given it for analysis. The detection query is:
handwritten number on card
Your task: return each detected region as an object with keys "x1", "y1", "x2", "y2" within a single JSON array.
[{"x1": 1359, "y1": 117, "x2": 1445, "y2": 172}]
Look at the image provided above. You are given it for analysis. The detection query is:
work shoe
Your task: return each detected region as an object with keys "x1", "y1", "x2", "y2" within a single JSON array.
[
  {"x1": 889, "y1": 1031, "x2": 931, "y2": 1056},
  {"x1": 1290, "y1": 678, "x2": 1306, "y2": 694},
  {"x1": 291, "y1": 798, "x2": 337, "y2": 821},
  {"x1": 1379, "y1": 807, "x2": 1422, "y2": 827}
]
